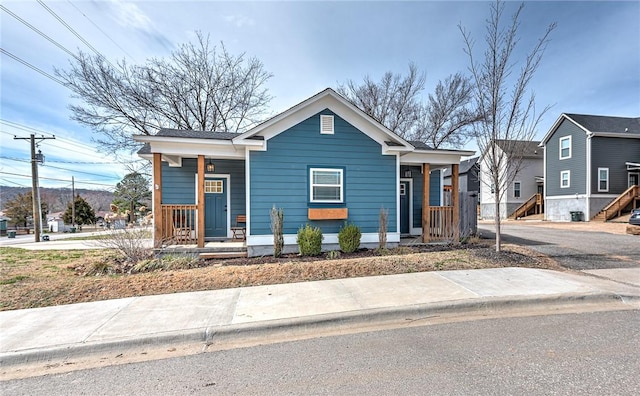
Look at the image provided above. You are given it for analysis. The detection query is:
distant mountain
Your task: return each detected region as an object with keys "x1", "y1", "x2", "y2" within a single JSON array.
[{"x1": 0, "y1": 186, "x2": 114, "y2": 213}]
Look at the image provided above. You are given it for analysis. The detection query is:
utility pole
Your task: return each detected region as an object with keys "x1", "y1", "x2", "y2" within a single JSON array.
[
  {"x1": 14, "y1": 134, "x2": 55, "y2": 242},
  {"x1": 71, "y1": 176, "x2": 75, "y2": 229}
]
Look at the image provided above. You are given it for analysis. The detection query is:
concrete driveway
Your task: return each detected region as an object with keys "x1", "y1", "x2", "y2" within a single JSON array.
[{"x1": 478, "y1": 221, "x2": 640, "y2": 271}]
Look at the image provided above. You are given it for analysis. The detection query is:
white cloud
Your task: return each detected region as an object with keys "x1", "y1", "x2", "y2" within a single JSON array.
[
  {"x1": 223, "y1": 15, "x2": 255, "y2": 28},
  {"x1": 108, "y1": 0, "x2": 154, "y2": 32}
]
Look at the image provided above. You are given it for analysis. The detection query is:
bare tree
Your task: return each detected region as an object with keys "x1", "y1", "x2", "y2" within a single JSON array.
[
  {"x1": 460, "y1": 0, "x2": 556, "y2": 251},
  {"x1": 413, "y1": 73, "x2": 484, "y2": 149},
  {"x1": 338, "y1": 65, "x2": 481, "y2": 149},
  {"x1": 337, "y1": 63, "x2": 425, "y2": 138},
  {"x1": 56, "y1": 32, "x2": 273, "y2": 154}
]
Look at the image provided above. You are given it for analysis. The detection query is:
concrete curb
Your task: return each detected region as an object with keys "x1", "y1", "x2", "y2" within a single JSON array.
[{"x1": 1, "y1": 291, "x2": 637, "y2": 368}]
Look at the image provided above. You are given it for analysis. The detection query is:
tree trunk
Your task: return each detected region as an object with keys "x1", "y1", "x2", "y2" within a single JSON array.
[{"x1": 494, "y1": 198, "x2": 502, "y2": 252}]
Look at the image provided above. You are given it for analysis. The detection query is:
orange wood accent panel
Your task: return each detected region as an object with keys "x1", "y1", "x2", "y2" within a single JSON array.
[{"x1": 308, "y1": 208, "x2": 348, "y2": 220}]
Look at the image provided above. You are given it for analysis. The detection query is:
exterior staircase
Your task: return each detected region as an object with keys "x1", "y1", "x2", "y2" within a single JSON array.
[
  {"x1": 510, "y1": 193, "x2": 543, "y2": 219},
  {"x1": 592, "y1": 185, "x2": 640, "y2": 221}
]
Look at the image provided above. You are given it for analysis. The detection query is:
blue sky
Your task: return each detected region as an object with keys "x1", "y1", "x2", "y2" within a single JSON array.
[{"x1": 1, "y1": 0, "x2": 639, "y2": 191}]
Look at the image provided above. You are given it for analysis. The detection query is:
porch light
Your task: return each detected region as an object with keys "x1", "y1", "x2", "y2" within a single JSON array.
[
  {"x1": 404, "y1": 170, "x2": 412, "y2": 178},
  {"x1": 206, "y1": 159, "x2": 215, "y2": 172}
]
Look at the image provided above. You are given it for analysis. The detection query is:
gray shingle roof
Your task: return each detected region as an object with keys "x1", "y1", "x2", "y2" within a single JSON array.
[
  {"x1": 443, "y1": 157, "x2": 479, "y2": 177},
  {"x1": 408, "y1": 140, "x2": 434, "y2": 150},
  {"x1": 137, "y1": 143, "x2": 151, "y2": 155},
  {"x1": 156, "y1": 129, "x2": 241, "y2": 140},
  {"x1": 494, "y1": 140, "x2": 542, "y2": 159},
  {"x1": 565, "y1": 114, "x2": 640, "y2": 134}
]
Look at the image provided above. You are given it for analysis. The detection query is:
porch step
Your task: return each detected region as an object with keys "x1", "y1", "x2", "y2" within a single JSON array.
[{"x1": 199, "y1": 251, "x2": 248, "y2": 259}]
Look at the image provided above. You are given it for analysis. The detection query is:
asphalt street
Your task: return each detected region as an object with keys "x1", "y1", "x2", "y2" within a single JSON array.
[
  {"x1": 478, "y1": 223, "x2": 640, "y2": 270},
  {"x1": 3, "y1": 310, "x2": 638, "y2": 395}
]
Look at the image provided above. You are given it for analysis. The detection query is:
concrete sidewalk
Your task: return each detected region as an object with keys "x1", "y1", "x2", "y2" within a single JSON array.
[{"x1": 2, "y1": 267, "x2": 639, "y2": 368}]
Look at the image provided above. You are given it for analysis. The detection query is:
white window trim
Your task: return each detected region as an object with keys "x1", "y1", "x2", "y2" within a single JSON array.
[
  {"x1": 310, "y1": 168, "x2": 343, "y2": 203},
  {"x1": 598, "y1": 167, "x2": 609, "y2": 192},
  {"x1": 560, "y1": 170, "x2": 570, "y2": 188},
  {"x1": 559, "y1": 136, "x2": 572, "y2": 160},
  {"x1": 320, "y1": 115, "x2": 334, "y2": 135},
  {"x1": 513, "y1": 181, "x2": 521, "y2": 198}
]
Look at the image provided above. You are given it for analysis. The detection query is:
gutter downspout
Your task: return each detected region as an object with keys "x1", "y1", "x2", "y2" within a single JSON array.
[{"x1": 586, "y1": 133, "x2": 592, "y2": 220}]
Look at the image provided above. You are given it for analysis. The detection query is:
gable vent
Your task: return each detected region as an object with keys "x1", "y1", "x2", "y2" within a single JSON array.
[{"x1": 320, "y1": 115, "x2": 334, "y2": 135}]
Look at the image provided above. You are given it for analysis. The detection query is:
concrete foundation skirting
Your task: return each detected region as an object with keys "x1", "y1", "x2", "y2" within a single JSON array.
[{"x1": 247, "y1": 242, "x2": 395, "y2": 257}]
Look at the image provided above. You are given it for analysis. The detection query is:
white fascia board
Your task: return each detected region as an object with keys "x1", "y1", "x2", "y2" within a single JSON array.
[
  {"x1": 539, "y1": 114, "x2": 567, "y2": 146},
  {"x1": 590, "y1": 132, "x2": 640, "y2": 139},
  {"x1": 400, "y1": 151, "x2": 474, "y2": 165},
  {"x1": 150, "y1": 141, "x2": 245, "y2": 159},
  {"x1": 233, "y1": 89, "x2": 412, "y2": 151}
]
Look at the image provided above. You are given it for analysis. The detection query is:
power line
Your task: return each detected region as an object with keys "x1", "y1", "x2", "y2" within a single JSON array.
[
  {"x1": 0, "y1": 119, "x2": 49, "y2": 135},
  {"x1": 0, "y1": 156, "x2": 117, "y2": 166},
  {"x1": 0, "y1": 48, "x2": 66, "y2": 86},
  {"x1": 42, "y1": 163, "x2": 119, "y2": 179},
  {"x1": 2, "y1": 119, "x2": 106, "y2": 153},
  {"x1": 37, "y1": 0, "x2": 116, "y2": 69},
  {"x1": 0, "y1": 178, "x2": 30, "y2": 187},
  {"x1": 0, "y1": 4, "x2": 78, "y2": 60},
  {"x1": 66, "y1": 0, "x2": 135, "y2": 61},
  {"x1": 0, "y1": 171, "x2": 115, "y2": 187},
  {"x1": 0, "y1": 156, "x2": 120, "y2": 179}
]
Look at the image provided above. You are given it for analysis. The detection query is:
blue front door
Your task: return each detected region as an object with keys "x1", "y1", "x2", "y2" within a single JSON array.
[
  {"x1": 400, "y1": 181, "x2": 410, "y2": 234},
  {"x1": 205, "y1": 178, "x2": 227, "y2": 238}
]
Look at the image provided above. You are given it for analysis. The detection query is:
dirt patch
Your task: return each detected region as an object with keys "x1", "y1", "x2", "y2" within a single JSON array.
[{"x1": 0, "y1": 242, "x2": 562, "y2": 311}]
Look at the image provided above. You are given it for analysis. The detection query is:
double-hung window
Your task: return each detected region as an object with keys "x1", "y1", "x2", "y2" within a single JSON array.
[
  {"x1": 310, "y1": 168, "x2": 343, "y2": 203},
  {"x1": 513, "y1": 181, "x2": 521, "y2": 198},
  {"x1": 561, "y1": 170, "x2": 570, "y2": 188},
  {"x1": 598, "y1": 168, "x2": 609, "y2": 192},
  {"x1": 559, "y1": 136, "x2": 571, "y2": 159}
]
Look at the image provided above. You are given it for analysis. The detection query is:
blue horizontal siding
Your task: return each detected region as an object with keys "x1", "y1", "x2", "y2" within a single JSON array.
[
  {"x1": 250, "y1": 110, "x2": 397, "y2": 235},
  {"x1": 162, "y1": 159, "x2": 246, "y2": 223}
]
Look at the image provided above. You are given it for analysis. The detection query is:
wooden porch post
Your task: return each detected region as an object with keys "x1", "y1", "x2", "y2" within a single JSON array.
[
  {"x1": 153, "y1": 153, "x2": 162, "y2": 248},
  {"x1": 451, "y1": 163, "x2": 460, "y2": 243},
  {"x1": 422, "y1": 163, "x2": 430, "y2": 243},
  {"x1": 197, "y1": 155, "x2": 205, "y2": 248}
]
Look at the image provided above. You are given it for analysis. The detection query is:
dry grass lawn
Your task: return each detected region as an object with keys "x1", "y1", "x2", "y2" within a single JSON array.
[{"x1": 0, "y1": 241, "x2": 562, "y2": 311}]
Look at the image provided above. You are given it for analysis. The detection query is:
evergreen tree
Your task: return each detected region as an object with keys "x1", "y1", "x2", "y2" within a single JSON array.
[
  {"x1": 112, "y1": 172, "x2": 152, "y2": 223},
  {"x1": 63, "y1": 195, "x2": 96, "y2": 225}
]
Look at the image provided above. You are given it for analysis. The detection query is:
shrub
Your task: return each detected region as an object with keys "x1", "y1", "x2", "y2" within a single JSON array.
[
  {"x1": 297, "y1": 224, "x2": 323, "y2": 256},
  {"x1": 94, "y1": 228, "x2": 153, "y2": 264},
  {"x1": 327, "y1": 250, "x2": 341, "y2": 260},
  {"x1": 270, "y1": 206, "x2": 284, "y2": 257},
  {"x1": 338, "y1": 222, "x2": 361, "y2": 253},
  {"x1": 131, "y1": 253, "x2": 200, "y2": 273}
]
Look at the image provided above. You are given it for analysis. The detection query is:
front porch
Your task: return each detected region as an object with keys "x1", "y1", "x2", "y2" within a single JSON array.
[
  {"x1": 152, "y1": 155, "x2": 463, "y2": 252},
  {"x1": 158, "y1": 240, "x2": 247, "y2": 259}
]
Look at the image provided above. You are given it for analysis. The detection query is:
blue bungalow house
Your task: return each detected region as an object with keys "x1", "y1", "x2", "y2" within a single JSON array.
[{"x1": 135, "y1": 89, "x2": 474, "y2": 256}]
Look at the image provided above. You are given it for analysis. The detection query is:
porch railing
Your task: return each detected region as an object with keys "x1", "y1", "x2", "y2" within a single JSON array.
[
  {"x1": 161, "y1": 204, "x2": 198, "y2": 245},
  {"x1": 427, "y1": 206, "x2": 454, "y2": 240}
]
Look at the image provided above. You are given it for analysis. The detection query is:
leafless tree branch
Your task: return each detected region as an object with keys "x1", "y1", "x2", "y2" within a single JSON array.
[
  {"x1": 460, "y1": 0, "x2": 556, "y2": 251},
  {"x1": 56, "y1": 32, "x2": 273, "y2": 154}
]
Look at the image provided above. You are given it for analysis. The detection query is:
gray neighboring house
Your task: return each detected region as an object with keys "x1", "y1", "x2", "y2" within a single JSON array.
[
  {"x1": 443, "y1": 157, "x2": 480, "y2": 208},
  {"x1": 443, "y1": 157, "x2": 480, "y2": 193},
  {"x1": 479, "y1": 140, "x2": 544, "y2": 220},
  {"x1": 540, "y1": 113, "x2": 640, "y2": 222}
]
